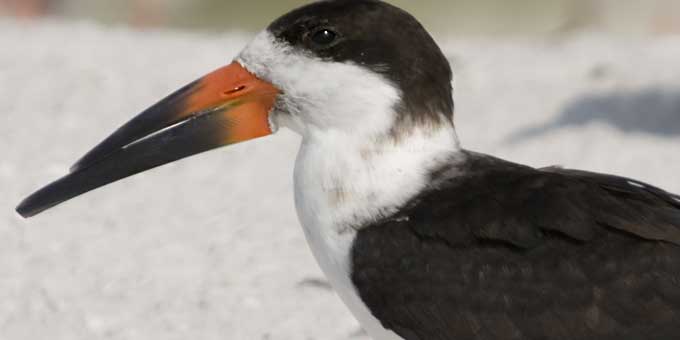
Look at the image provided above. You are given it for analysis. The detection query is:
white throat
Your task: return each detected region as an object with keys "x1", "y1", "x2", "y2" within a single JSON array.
[
  {"x1": 292, "y1": 119, "x2": 461, "y2": 274},
  {"x1": 294, "y1": 125, "x2": 460, "y2": 234}
]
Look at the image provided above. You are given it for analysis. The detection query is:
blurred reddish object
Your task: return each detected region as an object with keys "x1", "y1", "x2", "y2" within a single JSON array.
[
  {"x1": 131, "y1": 0, "x2": 166, "y2": 28},
  {"x1": 0, "y1": 0, "x2": 54, "y2": 18},
  {"x1": 654, "y1": 12, "x2": 680, "y2": 34}
]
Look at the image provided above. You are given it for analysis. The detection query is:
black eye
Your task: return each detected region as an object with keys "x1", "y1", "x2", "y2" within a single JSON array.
[{"x1": 311, "y1": 29, "x2": 337, "y2": 46}]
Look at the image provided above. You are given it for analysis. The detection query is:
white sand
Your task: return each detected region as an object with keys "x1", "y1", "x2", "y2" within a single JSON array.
[{"x1": 2, "y1": 19, "x2": 680, "y2": 340}]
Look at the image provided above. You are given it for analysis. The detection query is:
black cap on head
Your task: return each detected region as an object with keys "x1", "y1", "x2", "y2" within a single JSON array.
[{"x1": 268, "y1": 0, "x2": 454, "y2": 124}]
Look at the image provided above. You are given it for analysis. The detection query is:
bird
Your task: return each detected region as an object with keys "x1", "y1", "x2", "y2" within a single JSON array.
[{"x1": 16, "y1": 0, "x2": 680, "y2": 339}]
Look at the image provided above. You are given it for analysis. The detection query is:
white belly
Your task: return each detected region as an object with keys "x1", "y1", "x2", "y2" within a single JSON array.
[{"x1": 297, "y1": 218, "x2": 403, "y2": 340}]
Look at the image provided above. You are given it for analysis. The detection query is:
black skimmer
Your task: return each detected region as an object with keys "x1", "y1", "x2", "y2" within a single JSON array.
[{"x1": 16, "y1": 1, "x2": 680, "y2": 339}]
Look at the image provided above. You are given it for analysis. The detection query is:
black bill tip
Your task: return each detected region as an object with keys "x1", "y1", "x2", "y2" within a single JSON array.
[
  {"x1": 15, "y1": 108, "x2": 231, "y2": 219},
  {"x1": 16, "y1": 178, "x2": 70, "y2": 218}
]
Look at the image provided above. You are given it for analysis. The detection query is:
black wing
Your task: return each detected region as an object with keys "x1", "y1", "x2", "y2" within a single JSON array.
[{"x1": 351, "y1": 153, "x2": 680, "y2": 340}]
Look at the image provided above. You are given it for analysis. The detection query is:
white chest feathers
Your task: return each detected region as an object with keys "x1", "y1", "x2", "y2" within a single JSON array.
[{"x1": 293, "y1": 126, "x2": 460, "y2": 340}]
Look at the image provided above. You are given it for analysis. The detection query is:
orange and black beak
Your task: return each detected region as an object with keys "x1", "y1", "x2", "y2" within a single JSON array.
[{"x1": 17, "y1": 62, "x2": 279, "y2": 218}]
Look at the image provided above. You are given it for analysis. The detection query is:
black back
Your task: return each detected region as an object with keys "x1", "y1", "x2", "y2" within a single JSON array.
[
  {"x1": 268, "y1": 0, "x2": 454, "y2": 123},
  {"x1": 352, "y1": 152, "x2": 680, "y2": 340}
]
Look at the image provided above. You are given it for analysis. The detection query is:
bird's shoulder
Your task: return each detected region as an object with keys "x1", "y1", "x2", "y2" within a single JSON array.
[
  {"x1": 398, "y1": 151, "x2": 680, "y2": 248},
  {"x1": 351, "y1": 151, "x2": 680, "y2": 340}
]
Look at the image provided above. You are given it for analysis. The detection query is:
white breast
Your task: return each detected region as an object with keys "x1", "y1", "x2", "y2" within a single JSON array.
[{"x1": 293, "y1": 127, "x2": 460, "y2": 340}]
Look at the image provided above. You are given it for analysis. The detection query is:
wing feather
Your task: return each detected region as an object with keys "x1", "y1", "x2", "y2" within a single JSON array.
[{"x1": 352, "y1": 154, "x2": 680, "y2": 340}]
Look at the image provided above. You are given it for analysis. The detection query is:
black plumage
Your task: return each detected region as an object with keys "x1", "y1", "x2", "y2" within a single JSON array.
[{"x1": 352, "y1": 152, "x2": 680, "y2": 340}]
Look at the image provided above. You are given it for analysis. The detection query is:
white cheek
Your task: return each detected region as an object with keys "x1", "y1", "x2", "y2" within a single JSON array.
[{"x1": 236, "y1": 31, "x2": 401, "y2": 136}]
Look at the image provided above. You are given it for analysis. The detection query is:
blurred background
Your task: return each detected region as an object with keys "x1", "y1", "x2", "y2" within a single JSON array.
[{"x1": 1, "y1": 0, "x2": 680, "y2": 35}]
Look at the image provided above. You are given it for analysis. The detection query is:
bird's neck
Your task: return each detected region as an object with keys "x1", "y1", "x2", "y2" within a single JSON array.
[
  {"x1": 290, "y1": 118, "x2": 461, "y2": 337},
  {"x1": 293, "y1": 121, "x2": 462, "y2": 236}
]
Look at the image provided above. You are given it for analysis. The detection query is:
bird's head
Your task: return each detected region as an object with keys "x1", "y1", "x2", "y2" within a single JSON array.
[
  {"x1": 242, "y1": 0, "x2": 454, "y2": 137},
  {"x1": 17, "y1": 0, "x2": 456, "y2": 218}
]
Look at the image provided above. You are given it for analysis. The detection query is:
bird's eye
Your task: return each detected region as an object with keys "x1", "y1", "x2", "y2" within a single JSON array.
[{"x1": 311, "y1": 29, "x2": 337, "y2": 46}]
